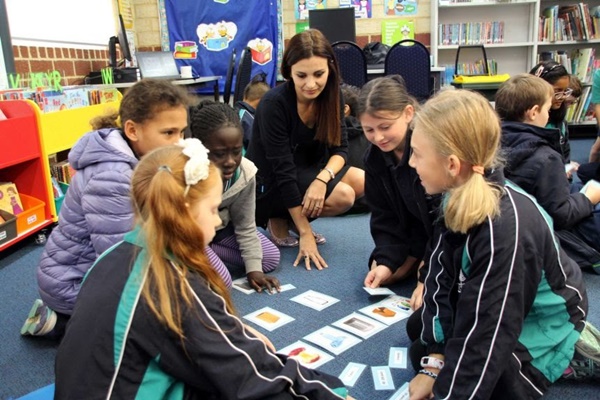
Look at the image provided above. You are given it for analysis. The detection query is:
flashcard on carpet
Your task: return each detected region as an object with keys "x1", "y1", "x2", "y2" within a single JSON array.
[
  {"x1": 332, "y1": 312, "x2": 387, "y2": 339},
  {"x1": 277, "y1": 340, "x2": 334, "y2": 369},
  {"x1": 304, "y1": 326, "x2": 361, "y2": 355},
  {"x1": 363, "y1": 286, "x2": 395, "y2": 296},
  {"x1": 232, "y1": 277, "x2": 256, "y2": 294},
  {"x1": 358, "y1": 302, "x2": 408, "y2": 326},
  {"x1": 339, "y1": 362, "x2": 367, "y2": 387},
  {"x1": 378, "y1": 295, "x2": 414, "y2": 316},
  {"x1": 290, "y1": 290, "x2": 339, "y2": 311},
  {"x1": 243, "y1": 307, "x2": 294, "y2": 331},
  {"x1": 371, "y1": 366, "x2": 394, "y2": 390},
  {"x1": 388, "y1": 347, "x2": 408, "y2": 369},
  {"x1": 278, "y1": 283, "x2": 296, "y2": 292},
  {"x1": 387, "y1": 382, "x2": 410, "y2": 400}
]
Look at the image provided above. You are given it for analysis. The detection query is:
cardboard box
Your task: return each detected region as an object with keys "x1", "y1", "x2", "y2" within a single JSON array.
[{"x1": 0, "y1": 182, "x2": 24, "y2": 215}]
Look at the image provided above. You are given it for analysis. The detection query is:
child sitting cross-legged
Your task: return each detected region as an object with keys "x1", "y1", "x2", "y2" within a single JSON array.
[
  {"x1": 189, "y1": 101, "x2": 281, "y2": 292},
  {"x1": 496, "y1": 73, "x2": 600, "y2": 273}
]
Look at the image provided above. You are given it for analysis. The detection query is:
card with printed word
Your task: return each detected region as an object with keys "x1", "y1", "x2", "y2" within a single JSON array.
[
  {"x1": 371, "y1": 366, "x2": 395, "y2": 390},
  {"x1": 387, "y1": 382, "x2": 410, "y2": 400},
  {"x1": 363, "y1": 286, "x2": 396, "y2": 296},
  {"x1": 339, "y1": 362, "x2": 367, "y2": 387},
  {"x1": 388, "y1": 347, "x2": 408, "y2": 369}
]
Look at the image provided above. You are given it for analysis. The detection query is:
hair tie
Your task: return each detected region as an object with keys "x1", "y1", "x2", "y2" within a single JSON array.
[
  {"x1": 158, "y1": 165, "x2": 172, "y2": 173},
  {"x1": 178, "y1": 138, "x2": 211, "y2": 197},
  {"x1": 472, "y1": 165, "x2": 485, "y2": 175}
]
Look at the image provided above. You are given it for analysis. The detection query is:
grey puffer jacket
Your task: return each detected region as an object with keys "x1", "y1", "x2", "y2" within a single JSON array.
[{"x1": 37, "y1": 128, "x2": 138, "y2": 315}]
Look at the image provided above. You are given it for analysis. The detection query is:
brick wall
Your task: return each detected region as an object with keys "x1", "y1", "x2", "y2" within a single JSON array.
[{"x1": 11, "y1": 46, "x2": 112, "y2": 86}]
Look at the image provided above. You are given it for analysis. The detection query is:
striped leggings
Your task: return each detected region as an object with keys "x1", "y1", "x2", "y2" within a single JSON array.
[{"x1": 206, "y1": 230, "x2": 280, "y2": 287}]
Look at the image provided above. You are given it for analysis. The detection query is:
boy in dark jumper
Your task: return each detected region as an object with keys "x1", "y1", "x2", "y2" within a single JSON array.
[{"x1": 235, "y1": 75, "x2": 270, "y2": 150}]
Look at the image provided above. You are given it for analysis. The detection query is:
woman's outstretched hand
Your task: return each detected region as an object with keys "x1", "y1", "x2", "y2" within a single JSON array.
[{"x1": 293, "y1": 232, "x2": 328, "y2": 270}]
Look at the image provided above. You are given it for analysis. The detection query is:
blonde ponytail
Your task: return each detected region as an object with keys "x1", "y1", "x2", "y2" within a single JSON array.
[{"x1": 414, "y1": 90, "x2": 503, "y2": 233}]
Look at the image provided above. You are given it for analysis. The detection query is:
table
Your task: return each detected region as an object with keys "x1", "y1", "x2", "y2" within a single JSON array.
[{"x1": 97, "y1": 76, "x2": 222, "y2": 101}]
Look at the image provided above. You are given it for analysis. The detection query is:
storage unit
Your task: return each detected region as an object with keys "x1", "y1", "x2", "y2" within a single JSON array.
[
  {"x1": 31, "y1": 97, "x2": 122, "y2": 220},
  {"x1": 0, "y1": 101, "x2": 53, "y2": 251},
  {"x1": 430, "y1": 0, "x2": 600, "y2": 132}
]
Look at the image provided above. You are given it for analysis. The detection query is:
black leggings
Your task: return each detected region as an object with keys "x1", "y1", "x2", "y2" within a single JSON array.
[{"x1": 406, "y1": 306, "x2": 426, "y2": 371}]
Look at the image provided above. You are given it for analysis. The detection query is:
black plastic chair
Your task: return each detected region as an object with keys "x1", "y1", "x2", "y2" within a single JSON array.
[
  {"x1": 384, "y1": 39, "x2": 432, "y2": 102},
  {"x1": 332, "y1": 40, "x2": 368, "y2": 88},
  {"x1": 233, "y1": 47, "x2": 253, "y2": 105},
  {"x1": 223, "y1": 48, "x2": 236, "y2": 105}
]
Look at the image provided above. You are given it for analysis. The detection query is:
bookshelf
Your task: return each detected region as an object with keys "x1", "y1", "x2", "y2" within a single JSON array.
[{"x1": 431, "y1": 0, "x2": 600, "y2": 133}]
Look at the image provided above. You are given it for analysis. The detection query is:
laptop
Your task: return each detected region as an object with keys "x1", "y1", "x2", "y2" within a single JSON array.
[{"x1": 136, "y1": 51, "x2": 193, "y2": 80}]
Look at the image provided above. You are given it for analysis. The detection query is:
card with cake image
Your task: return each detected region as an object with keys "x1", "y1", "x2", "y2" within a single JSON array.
[
  {"x1": 303, "y1": 326, "x2": 362, "y2": 355},
  {"x1": 290, "y1": 290, "x2": 339, "y2": 311},
  {"x1": 243, "y1": 307, "x2": 294, "y2": 331},
  {"x1": 357, "y1": 302, "x2": 408, "y2": 326},
  {"x1": 277, "y1": 340, "x2": 334, "y2": 369},
  {"x1": 332, "y1": 312, "x2": 387, "y2": 339}
]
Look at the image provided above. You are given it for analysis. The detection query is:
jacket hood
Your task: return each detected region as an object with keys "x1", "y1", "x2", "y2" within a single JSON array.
[
  {"x1": 69, "y1": 128, "x2": 137, "y2": 171},
  {"x1": 501, "y1": 121, "x2": 561, "y2": 169}
]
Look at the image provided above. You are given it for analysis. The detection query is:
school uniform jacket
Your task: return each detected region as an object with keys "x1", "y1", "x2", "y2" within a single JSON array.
[
  {"x1": 501, "y1": 121, "x2": 593, "y2": 230},
  {"x1": 55, "y1": 229, "x2": 347, "y2": 400},
  {"x1": 420, "y1": 169, "x2": 588, "y2": 399},
  {"x1": 363, "y1": 131, "x2": 438, "y2": 275}
]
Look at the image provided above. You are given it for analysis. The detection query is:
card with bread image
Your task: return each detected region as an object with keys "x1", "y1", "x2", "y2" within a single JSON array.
[
  {"x1": 277, "y1": 340, "x2": 334, "y2": 369},
  {"x1": 243, "y1": 307, "x2": 294, "y2": 331},
  {"x1": 358, "y1": 300, "x2": 410, "y2": 326},
  {"x1": 332, "y1": 312, "x2": 387, "y2": 339}
]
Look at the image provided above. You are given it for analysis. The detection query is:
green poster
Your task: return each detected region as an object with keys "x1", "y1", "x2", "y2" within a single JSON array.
[
  {"x1": 296, "y1": 22, "x2": 310, "y2": 33},
  {"x1": 381, "y1": 20, "x2": 415, "y2": 46}
]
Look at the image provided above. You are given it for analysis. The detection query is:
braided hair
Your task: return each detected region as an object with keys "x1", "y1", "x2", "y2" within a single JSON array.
[{"x1": 189, "y1": 100, "x2": 242, "y2": 143}]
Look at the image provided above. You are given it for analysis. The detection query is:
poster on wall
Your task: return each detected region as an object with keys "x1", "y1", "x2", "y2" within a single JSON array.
[
  {"x1": 295, "y1": 0, "x2": 327, "y2": 20},
  {"x1": 384, "y1": 0, "x2": 417, "y2": 16},
  {"x1": 164, "y1": 0, "x2": 279, "y2": 92},
  {"x1": 340, "y1": 0, "x2": 372, "y2": 18},
  {"x1": 381, "y1": 20, "x2": 415, "y2": 46}
]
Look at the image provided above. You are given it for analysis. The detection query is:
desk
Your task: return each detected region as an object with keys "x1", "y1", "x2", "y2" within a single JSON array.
[
  {"x1": 366, "y1": 67, "x2": 446, "y2": 93},
  {"x1": 98, "y1": 76, "x2": 222, "y2": 101}
]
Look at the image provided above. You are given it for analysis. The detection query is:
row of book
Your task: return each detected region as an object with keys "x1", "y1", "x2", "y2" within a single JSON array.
[
  {"x1": 49, "y1": 160, "x2": 76, "y2": 185},
  {"x1": 0, "y1": 86, "x2": 119, "y2": 113},
  {"x1": 566, "y1": 85, "x2": 596, "y2": 123},
  {"x1": 440, "y1": 60, "x2": 499, "y2": 85},
  {"x1": 538, "y1": 48, "x2": 599, "y2": 83},
  {"x1": 439, "y1": 0, "x2": 519, "y2": 4},
  {"x1": 438, "y1": 21, "x2": 505, "y2": 46},
  {"x1": 539, "y1": 3, "x2": 600, "y2": 42}
]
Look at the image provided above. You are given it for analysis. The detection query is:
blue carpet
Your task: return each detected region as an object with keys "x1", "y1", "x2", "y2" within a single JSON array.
[{"x1": 1, "y1": 138, "x2": 598, "y2": 399}]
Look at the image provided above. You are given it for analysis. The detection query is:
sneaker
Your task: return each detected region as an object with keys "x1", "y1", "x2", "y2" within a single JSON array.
[
  {"x1": 20, "y1": 299, "x2": 57, "y2": 336},
  {"x1": 576, "y1": 321, "x2": 600, "y2": 363},
  {"x1": 562, "y1": 352, "x2": 600, "y2": 381}
]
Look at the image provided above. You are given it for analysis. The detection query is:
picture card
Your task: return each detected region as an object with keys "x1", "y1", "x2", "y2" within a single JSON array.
[
  {"x1": 243, "y1": 307, "x2": 294, "y2": 331},
  {"x1": 388, "y1": 347, "x2": 408, "y2": 369},
  {"x1": 277, "y1": 340, "x2": 334, "y2": 369},
  {"x1": 232, "y1": 277, "x2": 256, "y2": 294},
  {"x1": 279, "y1": 283, "x2": 296, "y2": 292},
  {"x1": 332, "y1": 312, "x2": 387, "y2": 339},
  {"x1": 358, "y1": 302, "x2": 409, "y2": 326},
  {"x1": 387, "y1": 382, "x2": 410, "y2": 400},
  {"x1": 339, "y1": 362, "x2": 367, "y2": 387},
  {"x1": 378, "y1": 295, "x2": 414, "y2": 316},
  {"x1": 290, "y1": 290, "x2": 339, "y2": 311},
  {"x1": 304, "y1": 326, "x2": 361, "y2": 355},
  {"x1": 363, "y1": 286, "x2": 395, "y2": 296},
  {"x1": 371, "y1": 366, "x2": 395, "y2": 390}
]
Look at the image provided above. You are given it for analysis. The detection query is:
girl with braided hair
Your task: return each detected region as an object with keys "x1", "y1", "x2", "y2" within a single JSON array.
[{"x1": 189, "y1": 101, "x2": 280, "y2": 292}]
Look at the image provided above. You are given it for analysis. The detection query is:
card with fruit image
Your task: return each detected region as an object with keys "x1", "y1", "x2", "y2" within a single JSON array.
[
  {"x1": 243, "y1": 307, "x2": 295, "y2": 331},
  {"x1": 277, "y1": 340, "x2": 334, "y2": 369}
]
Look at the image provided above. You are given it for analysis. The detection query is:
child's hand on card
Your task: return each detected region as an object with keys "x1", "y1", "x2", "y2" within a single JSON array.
[
  {"x1": 565, "y1": 162, "x2": 580, "y2": 180},
  {"x1": 581, "y1": 179, "x2": 600, "y2": 205}
]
